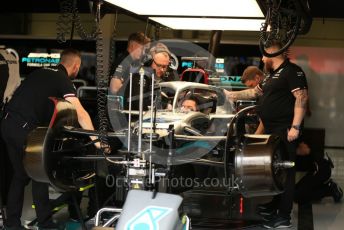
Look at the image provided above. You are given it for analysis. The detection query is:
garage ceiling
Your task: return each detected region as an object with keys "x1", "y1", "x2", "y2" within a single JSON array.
[{"x1": 0, "y1": 0, "x2": 343, "y2": 19}]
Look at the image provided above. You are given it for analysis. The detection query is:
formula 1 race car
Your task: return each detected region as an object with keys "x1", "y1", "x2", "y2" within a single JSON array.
[{"x1": 22, "y1": 82, "x2": 293, "y2": 229}]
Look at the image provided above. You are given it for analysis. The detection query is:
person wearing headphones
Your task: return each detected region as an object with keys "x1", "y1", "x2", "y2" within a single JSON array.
[
  {"x1": 148, "y1": 42, "x2": 179, "y2": 83},
  {"x1": 118, "y1": 42, "x2": 179, "y2": 112}
]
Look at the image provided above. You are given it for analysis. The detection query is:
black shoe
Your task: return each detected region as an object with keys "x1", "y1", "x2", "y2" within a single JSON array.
[
  {"x1": 257, "y1": 203, "x2": 277, "y2": 217},
  {"x1": 262, "y1": 213, "x2": 277, "y2": 222},
  {"x1": 262, "y1": 215, "x2": 292, "y2": 229},
  {"x1": 257, "y1": 201, "x2": 276, "y2": 212},
  {"x1": 329, "y1": 180, "x2": 343, "y2": 203}
]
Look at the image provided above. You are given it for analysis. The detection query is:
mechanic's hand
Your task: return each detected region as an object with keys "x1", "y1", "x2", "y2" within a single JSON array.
[
  {"x1": 223, "y1": 89, "x2": 238, "y2": 102},
  {"x1": 287, "y1": 128, "x2": 299, "y2": 142}
]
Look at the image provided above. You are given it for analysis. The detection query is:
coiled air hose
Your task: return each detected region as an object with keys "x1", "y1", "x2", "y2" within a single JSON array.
[{"x1": 56, "y1": 0, "x2": 74, "y2": 43}]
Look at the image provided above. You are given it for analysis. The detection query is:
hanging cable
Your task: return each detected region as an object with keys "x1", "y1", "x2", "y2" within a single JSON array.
[
  {"x1": 72, "y1": 1, "x2": 98, "y2": 41},
  {"x1": 108, "y1": 10, "x2": 118, "y2": 76},
  {"x1": 93, "y1": 1, "x2": 109, "y2": 158},
  {"x1": 154, "y1": 25, "x2": 160, "y2": 41},
  {"x1": 93, "y1": 1, "x2": 121, "y2": 165},
  {"x1": 56, "y1": 0, "x2": 98, "y2": 43},
  {"x1": 56, "y1": 0, "x2": 74, "y2": 43}
]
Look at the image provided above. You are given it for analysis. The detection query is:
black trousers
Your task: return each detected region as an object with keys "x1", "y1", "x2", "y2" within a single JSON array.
[
  {"x1": 294, "y1": 159, "x2": 332, "y2": 204},
  {"x1": 266, "y1": 128, "x2": 298, "y2": 218},
  {"x1": 1, "y1": 115, "x2": 53, "y2": 227},
  {"x1": 1, "y1": 129, "x2": 12, "y2": 206}
]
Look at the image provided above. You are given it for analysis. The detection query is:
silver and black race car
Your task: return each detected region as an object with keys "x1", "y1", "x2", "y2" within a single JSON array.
[{"x1": 139, "y1": 81, "x2": 235, "y2": 138}]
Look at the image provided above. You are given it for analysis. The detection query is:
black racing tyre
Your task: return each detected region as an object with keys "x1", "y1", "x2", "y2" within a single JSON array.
[
  {"x1": 259, "y1": 16, "x2": 300, "y2": 57},
  {"x1": 259, "y1": 0, "x2": 302, "y2": 57}
]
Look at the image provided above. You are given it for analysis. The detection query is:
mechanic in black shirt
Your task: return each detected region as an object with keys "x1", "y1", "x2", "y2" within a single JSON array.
[
  {"x1": 294, "y1": 140, "x2": 343, "y2": 204},
  {"x1": 238, "y1": 65, "x2": 266, "y2": 134},
  {"x1": 1, "y1": 48, "x2": 99, "y2": 230},
  {"x1": 109, "y1": 32, "x2": 151, "y2": 94},
  {"x1": 241, "y1": 65, "x2": 265, "y2": 89},
  {"x1": 224, "y1": 41, "x2": 309, "y2": 229}
]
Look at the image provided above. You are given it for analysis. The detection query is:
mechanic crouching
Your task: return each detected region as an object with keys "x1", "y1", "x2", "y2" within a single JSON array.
[{"x1": 294, "y1": 139, "x2": 343, "y2": 204}]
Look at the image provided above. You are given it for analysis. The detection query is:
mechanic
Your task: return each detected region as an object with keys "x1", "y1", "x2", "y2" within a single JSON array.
[
  {"x1": 224, "y1": 41, "x2": 309, "y2": 229},
  {"x1": 148, "y1": 42, "x2": 179, "y2": 83},
  {"x1": 109, "y1": 32, "x2": 151, "y2": 94},
  {"x1": 120, "y1": 42, "x2": 178, "y2": 111},
  {"x1": 294, "y1": 139, "x2": 343, "y2": 204},
  {"x1": 1, "y1": 48, "x2": 101, "y2": 230},
  {"x1": 241, "y1": 64, "x2": 334, "y2": 206},
  {"x1": 241, "y1": 65, "x2": 265, "y2": 88},
  {"x1": 239, "y1": 65, "x2": 265, "y2": 134}
]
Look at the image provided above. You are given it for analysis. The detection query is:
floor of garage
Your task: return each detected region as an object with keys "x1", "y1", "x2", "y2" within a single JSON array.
[{"x1": 5, "y1": 148, "x2": 344, "y2": 230}]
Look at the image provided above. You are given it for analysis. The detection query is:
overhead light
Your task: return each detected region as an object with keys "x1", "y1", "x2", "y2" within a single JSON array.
[
  {"x1": 104, "y1": 0, "x2": 264, "y2": 31},
  {"x1": 149, "y1": 17, "x2": 264, "y2": 31},
  {"x1": 104, "y1": 0, "x2": 264, "y2": 18}
]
